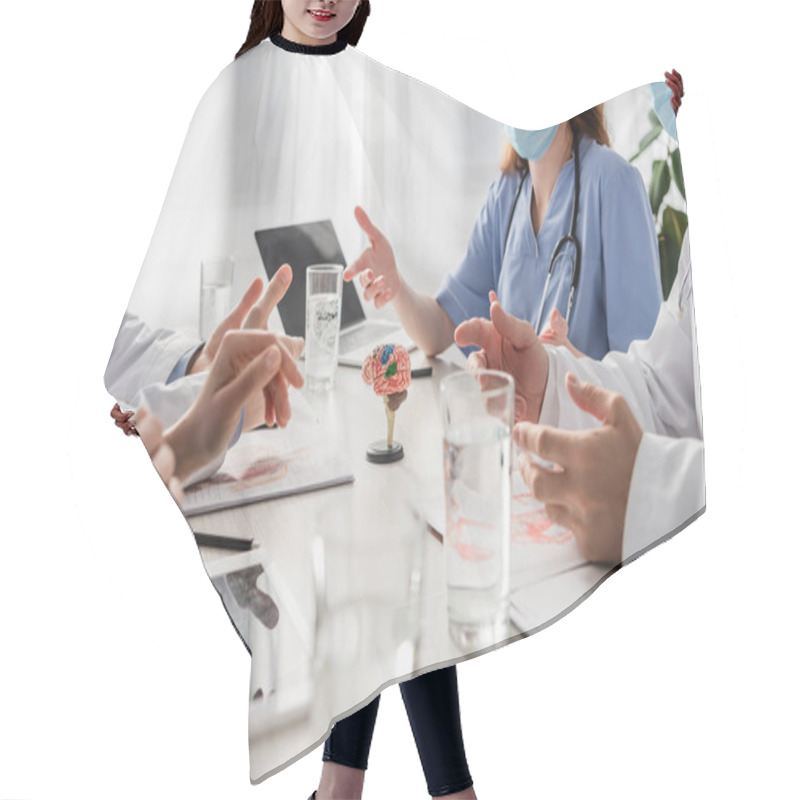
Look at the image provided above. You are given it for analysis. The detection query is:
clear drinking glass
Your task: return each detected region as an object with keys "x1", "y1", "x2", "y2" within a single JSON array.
[
  {"x1": 312, "y1": 495, "x2": 424, "y2": 682},
  {"x1": 200, "y1": 256, "x2": 234, "y2": 340},
  {"x1": 305, "y1": 264, "x2": 344, "y2": 391},
  {"x1": 440, "y1": 369, "x2": 514, "y2": 650}
]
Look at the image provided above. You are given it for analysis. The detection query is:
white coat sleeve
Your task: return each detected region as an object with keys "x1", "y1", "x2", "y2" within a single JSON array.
[
  {"x1": 131, "y1": 374, "x2": 207, "y2": 430},
  {"x1": 539, "y1": 234, "x2": 701, "y2": 441},
  {"x1": 536, "y1": 234, "x2": 705, "y2": 559},
  {"x1": 622, "y1": 434, "x2": 705, "y2": 561},
  {"x1": 105, "y1": 313, "x2": 243, "y2": 487},
  {"x1": 104, "y1": 312, "x2": 201, "y2": 409}
]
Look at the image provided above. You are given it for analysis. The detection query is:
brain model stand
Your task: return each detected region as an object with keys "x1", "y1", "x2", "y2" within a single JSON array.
[{"x1": 362, "y1": 344, "x2": 411, "y2": 464}]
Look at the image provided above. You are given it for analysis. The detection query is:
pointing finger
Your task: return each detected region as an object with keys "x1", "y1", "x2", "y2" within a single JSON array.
[
  {"x1": 230, "y1": 277, "x2": 265, "y2": 329},
  {"x1": 344, "y1": 251, "x2": 371, "y2": 282},
  {"x1": 489, "y1": 300, "x2": 539, "y2": 350},
  {"x1": 246, "y1": 265, "x2": 292, "y2": 329},
  {"x1": 454, "y1": 316, "x2": 494, "y2": 350},
  {"x1": 514, "y1": 421, "x2": 574, "y2": 465},
  {"x1": 354, "y1": 205, "x2": 381, "y2": 243},
  {"x1": 564, "y1": 372, "x2": 620, "y2": 425}
]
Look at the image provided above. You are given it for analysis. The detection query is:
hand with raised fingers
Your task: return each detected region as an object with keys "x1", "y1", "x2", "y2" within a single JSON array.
[
  {"x1": 514, "y1": 372, "x2": 643, "y2": 564},
  {"x1": 164, "y1": 330, "x2": 303, "y2": 484},
  {"x1": 242, "y1": 265, "x2": 304, "y2": 428},
  {"x1": 454, "y1": 291, "x2": 550, "y2": 423},
  {"x1": 343, "y1": 206, "x2": 403, "y2": 310},
  {"x1": 189, "y1": 276, "x2": 264, "y2": 374},
  {"x1": 539, "y1": 307, "x2": 570, "y2": 348},
  {"x1": 539, "y1": 307, "x2": 585, "y2": 358},
  {"x1": 189, "y1": 264, "x2": 298, "y2": 375},
  {"x1": 187, "y1": 265, "x2": 303, "y2": 427}
]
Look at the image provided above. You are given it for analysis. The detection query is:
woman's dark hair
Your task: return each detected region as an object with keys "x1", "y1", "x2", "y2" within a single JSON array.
[
  {"x1": 236, "y1": 1, "x2": 371, "y2": 59},
  {"x1": 500, "y1": 105, "x2": 611, "y2": 174}
]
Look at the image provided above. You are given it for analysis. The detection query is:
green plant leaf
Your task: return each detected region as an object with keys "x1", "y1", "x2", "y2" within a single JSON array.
[
  {"x1": 649, "y1": 159, "x2": 671, "y2": 215},
  {"x1": 658, "y1": 234, "x2": 672, "y2": 300},
  {"x1": 629, "y1": 124, "x2": 663, "y2": 163},
  {"x1": 648, "y1": 109, "x2": 661, "y2": 128},
  {"x1": 658, "y1": 206, "x2": 689, "y2": 298},
  {"x1": 670, "y1": 148, "x2": 685, "y2": 200},
  {"x1": 662, "y1": 205, "x2": 688, "y2": 242}
]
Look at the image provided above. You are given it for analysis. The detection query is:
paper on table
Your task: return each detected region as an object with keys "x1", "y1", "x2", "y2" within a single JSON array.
[
  {"x1": 507, "y1": 471, "x2": 587, "y2": 583},
  {"x1": 182, "y1": 391, "x2": 354, "y2": 516},
  {"x1": 423, "y1": 469, "x2": 588, "y2": 591}
]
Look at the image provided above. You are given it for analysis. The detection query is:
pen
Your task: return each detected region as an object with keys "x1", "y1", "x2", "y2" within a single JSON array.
[
  {"x1": 411, "y1": 366, "x2": 433, "y2": 379},
  {"x1": 194, "y1": 531, "x2": 255, "y2": 551}
]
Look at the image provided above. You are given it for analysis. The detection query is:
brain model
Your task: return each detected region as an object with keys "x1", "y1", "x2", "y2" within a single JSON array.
[{"x1": 362, "y1": 344, "x2": 411, "y2": 411}]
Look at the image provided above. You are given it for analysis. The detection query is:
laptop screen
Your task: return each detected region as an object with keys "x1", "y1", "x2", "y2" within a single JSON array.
[{"x1": 254, "y1": 220, "x2": 365, "y2": 338}]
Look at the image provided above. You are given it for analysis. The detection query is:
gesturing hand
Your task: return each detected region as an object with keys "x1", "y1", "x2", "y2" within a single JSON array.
[
  {"x1": 539, "y1": 307, "x2": 570, "y2": 348},
  {"x1": 164, "y1": 330, "x2": 303, "y2": 485},
  {"x1": 241, "y1": 264, "x2": 294, "y2": 331},
  {"x1": 189, "y1": 265, "x2": 303, "y2": 428},
  {"x1": 539, "y1": 307, "x2": 585, "y2": 358},
  {"x1": 189, "y1": 265, "x2": 297, "y2": 374},
  {"x1": 343, "y1": 206, "x2": 403, "y2": 310},
  {"x1": 454, "y1": 292, "x2": 550, "y2": 423},
  {"x1": 514, "y1": 373, "x2": 643, "y2": 564}
]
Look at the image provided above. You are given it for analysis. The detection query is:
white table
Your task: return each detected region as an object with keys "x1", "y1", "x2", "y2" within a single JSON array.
[{"x1": 192, "y1": 356, "x2": 608, "y2": 781}]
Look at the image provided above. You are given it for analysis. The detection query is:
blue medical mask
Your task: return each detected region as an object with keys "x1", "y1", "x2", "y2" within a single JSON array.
[
  {"x1": 650, "y1": 81, "x2": 678, "y2": 142},
  {"x1": 505, "y1": 124, "x2": 558, "y2": 162}
]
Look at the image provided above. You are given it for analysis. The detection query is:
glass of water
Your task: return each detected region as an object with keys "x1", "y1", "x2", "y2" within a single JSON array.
[
  {"x1": 200, "y1": 256, "x2": 234, "y2": 340},
  {"x1": 440, "y1": 370, "x2": 514, "y2": 650},
  {"x1": 305, "y1": 264, "x2": 343, "y2": 391},
  {"x1": 312, "y1": 492, "x2": 425, "y2": 686}
]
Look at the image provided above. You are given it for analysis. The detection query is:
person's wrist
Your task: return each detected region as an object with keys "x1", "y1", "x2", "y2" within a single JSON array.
[
  {"x1": 163, "y1": 418, "x2": 204, "y2": 485},
  {"x1": 394, "y1": 273, "x2": 410, "y2": 304}
]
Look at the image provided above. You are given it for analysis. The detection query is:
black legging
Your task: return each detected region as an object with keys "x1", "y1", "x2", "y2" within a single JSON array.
[{"x1": 323, "y1": 666, "x2": 473, "y2": 797}]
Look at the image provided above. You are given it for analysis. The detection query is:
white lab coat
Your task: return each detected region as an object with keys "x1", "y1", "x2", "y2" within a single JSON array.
[
  {"x1": 104, "y1": 312, "x2": 207, "y2": 429},
  {"x1": 538, "y1": 233, "x2": 704, "y2": 561},
  {"x1": 104, "y1": 314, "x2": 230, "y2": 486}
]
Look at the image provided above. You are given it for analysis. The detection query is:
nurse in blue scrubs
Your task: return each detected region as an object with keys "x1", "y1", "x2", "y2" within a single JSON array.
[{"x1": 347, "y1": 105, "x2": 662, "y2": 361}]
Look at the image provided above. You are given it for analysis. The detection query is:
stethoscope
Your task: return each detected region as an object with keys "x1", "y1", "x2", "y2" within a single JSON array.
[{"x1": 502, "y1": 134, "x2": 582, "y2": 334}]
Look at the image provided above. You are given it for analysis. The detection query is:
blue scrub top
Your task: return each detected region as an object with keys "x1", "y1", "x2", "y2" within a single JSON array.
[{"x1": 436, "y1": 136, "x2": 662, "y2": 360}]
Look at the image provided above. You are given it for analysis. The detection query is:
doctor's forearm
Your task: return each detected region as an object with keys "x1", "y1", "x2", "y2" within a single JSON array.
[{"x1": 393, "y1": 281, "x2": 456, "y2": 357}]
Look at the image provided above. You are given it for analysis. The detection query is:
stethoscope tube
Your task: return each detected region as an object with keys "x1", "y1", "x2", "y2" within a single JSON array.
[{"x1": 503, "y1": 133, "x2": 582, "y2": 335}]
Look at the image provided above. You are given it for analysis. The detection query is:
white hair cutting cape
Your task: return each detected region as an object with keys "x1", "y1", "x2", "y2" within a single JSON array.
[{"x1": 105, "y1": 33, "x2": 702, "y2": 782}]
